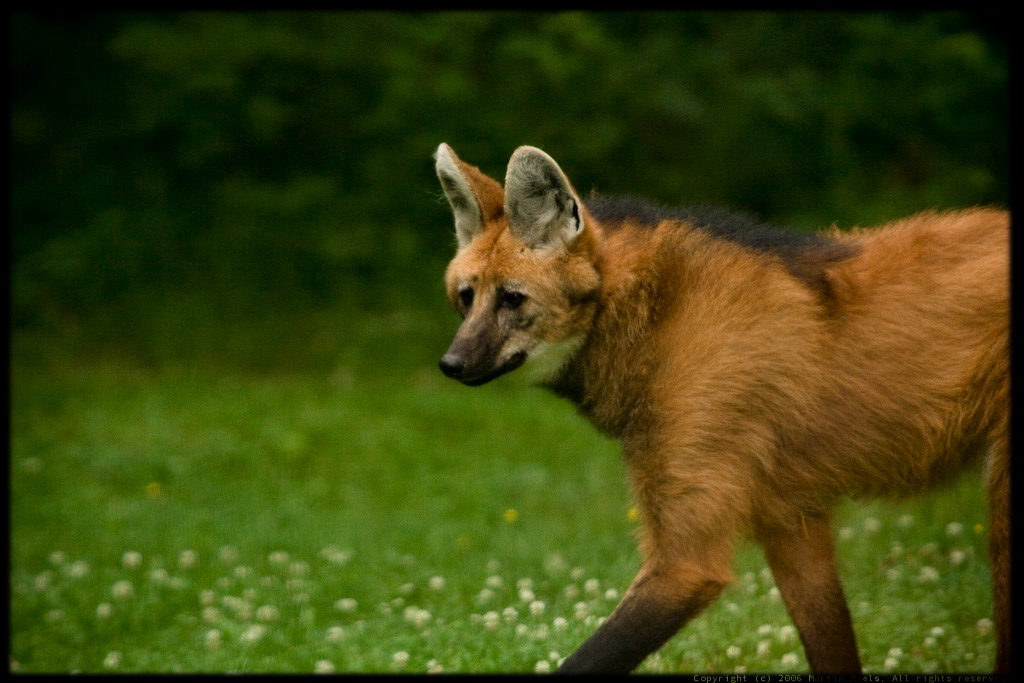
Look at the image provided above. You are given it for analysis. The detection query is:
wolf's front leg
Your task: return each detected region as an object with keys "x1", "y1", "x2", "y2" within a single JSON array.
[{"x1": 555, "y1": 559, "x2": 729, "y2": 673}]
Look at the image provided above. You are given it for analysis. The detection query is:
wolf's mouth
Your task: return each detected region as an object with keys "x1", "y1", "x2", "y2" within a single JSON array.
[{"x1": 450, "y1": 351, "x2": 528, "y2": 386}]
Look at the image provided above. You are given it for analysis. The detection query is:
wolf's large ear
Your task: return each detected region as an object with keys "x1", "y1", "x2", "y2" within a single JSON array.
[
  {"x1": 504, "y1": 146, "x2": 584, "y2": 251},
  {"x1": 434, "y1": 143, "x2": 504, "y2": 250}
]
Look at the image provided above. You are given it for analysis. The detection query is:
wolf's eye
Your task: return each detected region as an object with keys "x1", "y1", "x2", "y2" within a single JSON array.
[
  {"x1": 500, "y1": 290, "x2": 526, "y2": 310},
  {"x1": 458, "y1": 287, "x2": 474, "y2": 309}
]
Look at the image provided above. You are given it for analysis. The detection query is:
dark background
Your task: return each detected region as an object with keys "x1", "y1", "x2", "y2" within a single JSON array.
[{"x1": 11, "y1": 12, "x2": 1009, "y2": 372}]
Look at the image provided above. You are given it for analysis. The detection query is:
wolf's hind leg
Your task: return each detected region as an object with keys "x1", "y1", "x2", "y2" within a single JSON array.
[{"x1": 760, "y1": 514, "x2": 861, "y2": 673}]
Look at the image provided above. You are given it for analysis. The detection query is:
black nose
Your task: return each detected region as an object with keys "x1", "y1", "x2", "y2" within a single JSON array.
[{"x1": 439, "y1": 353, "x2": 465, "y2": 378}]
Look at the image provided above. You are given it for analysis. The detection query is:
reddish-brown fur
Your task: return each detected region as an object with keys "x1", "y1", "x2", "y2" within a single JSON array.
[{"x1": 434, "y1": 143, "x2": 1010, "y2": 673}]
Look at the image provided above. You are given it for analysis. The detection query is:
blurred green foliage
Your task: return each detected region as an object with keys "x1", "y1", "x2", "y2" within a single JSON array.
[{"x1": 11, "y1": 12, "x2": 1008, "y2": 368}]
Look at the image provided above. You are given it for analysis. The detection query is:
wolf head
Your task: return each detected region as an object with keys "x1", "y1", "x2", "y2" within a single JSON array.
[{"x1": 434, "y1": 144, "x2": 601, "y2": 386}]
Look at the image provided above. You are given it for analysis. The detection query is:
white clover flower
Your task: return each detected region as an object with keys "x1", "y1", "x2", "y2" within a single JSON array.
[
  {"x1": 726, "y1": 645, "x2": 742, "y2": 658},
  {"x1": 863, "y1": 517, "x2": 881, "y2": 534},
  {"x1": 517, "y1": 578, "x2": 534, "y2": 590},
  {"x1": 66, "y1": 560, "x2": 90, "y2": 578},
  {"x1": 404, "y1": 606, "x2": 432, "y2": 628},
  {"x1": 240, "y1": 624, "x2": 266, "y2": 645},
  {"x1": 325, "y1": 626, "x2": 345, "y2": 643},
  {"x1": 838, "y1": 526, "x2": 854, "y2": 540},
  {"x1": 529, "y1": 600, "x2": 546, "y2": 616},
  {"x1": 553, "y1": 617, "x2": 567, "y2": 631},
  {"x1": 485, "y1": 575, "x2": 504, "y2": 589},
  {"x1": 502, "y1": 606, "x2": 519, "y2": 623},
  {"x1": 546, "y1": 553, "x2": 567, "y2": 573},
  {"x1": 888, "y1": 647, "x2": 903, "y2": 657},
  {"x1": 219, "y1": 545, "x2": 239, "y2": 564},
  {"x1": 563, "y1": 584, "x2": 580, "y2": 600},
  {"x1": 482, "y1": 611, "x2": 500, "y2": 629},
  {"x1": 179, "y1": 550, "x2": 197, "y2": 570},
  {"x1": 289, "y1": 561, "x2": 310, "y2": 578},
  {"x1": 949, "y1": 549, "x2": 966, "y2": 566},
  {"x1": 49, "y1": 551, "x2": 66, "y2": 565},
  {"x1": 780, "y1": 652, "x2": 799, "y2": 667},
  {"x1": 976, "y1": 617, "x2": 993, "y2": 636},
  {"x1": 570, "y1": 567, "x2": 585, "y2": 580},
  {"x1": 918, "y1": 566, "x2": 940, "y2": 582},
  {"x1": 757, "y1": 639, "x2": 772, "y2": 657},
  {"x1": 103, "y1": 651, "x2": 122, "y2": 669},
  {"x1": 202, "y1": 606, "x2": 221, "y2": 623},
  {"x1": 150, "y1": 568, "x2": 170, "y2": 583},
  {"x1": 222, "y1": 595, "x2": 246, "y2": 611},
  {"x1": 21, "y1": 457, "x2": 43, "y2": 472},
  {"x1": 122, "y1": 551, "x2": 143, "y2": 570},
  {"x1": 886, "y1": 568, "x2": 901, "y2": 582},
  {"x1": 314, "y1": 660, "x2": 334, "y2": 674},
  {"x1": 233, "y1": 601, "x2": 254, "y2": 621},
  {"x1": 945, "y1": 522, "x2": 964, "y2": 537},
  {"x1": 574, "y1": 602, "x2": 589, "y2": 620},
  {"x1": 584, "y1": 578, "x2": 601, "y2": 595},
  {"x1": 923, "y1": 636, "x2": 937, "y2": 648},
  {"x1": 604, "y1": 588, "x2": 620, "y2": 601},
  {"x1": 758, "y1": 624, "x2": 773, "y2": 636},
  {"x1": 930, "y1": 626, "x2": 945, "y2": 637},
  {"x1": 884, "y1": 656, "x2": 899, "y2": 669},
  {"x1": 519, "y1": 588, "x2": 536, "y2": 602},
  {"x1": 320, "y1": 546, "x2": 353, "y2": 565},
  {"x1": 334, "y1": 597, "x2": 358, "y2": 612},
  {"x1": 898, "y1": 514, "x2": 915, "y2": 528},
  {"x1": 256, "y1": 605, "x2": 280, "y2": 622},
  {"x1": 205, "y1": 629, "x2": 223, "y2": 650},
  {"x1": 111, "y1": 579, "x2": 134, "y2": 600},
  {"x1": 725, "y1": 602, "x2": 739, "y2": 612},
  {"x1": 268, "y1": 550, "x2": 290, "y2": 566},
  {"x1": 427, "y1": 659, "x2": 444, "y2": 673},
  {"x1": 779, "y1": 625, "x2": 797, "y2": 643},
  {"x1": 767, "y1": 587, "x2": 781, "y2": 602},
  {"x1": 200, "y1": 589, "x2": 217, "y2": 606},
  {"x1": 477, "y1": 588, "x2": 495, "y2": 602},
  {"x1": 34, "y1": 571, "x2": 53, "y2": 591},
  {"x1": 392, "y1": 651, "x2": 410, "y2": 668},
  {"x1": 429, "y1": 576, "x2": 446, "y2": 591},
  {"x1": 535, "y1": 660, "x2": 551, "y2": 673},
  {"x1": 96, "y1": 603, "x2": 113, "y2": 619}
]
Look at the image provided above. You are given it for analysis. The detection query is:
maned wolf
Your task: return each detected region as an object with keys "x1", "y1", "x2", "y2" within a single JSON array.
[{"x1": 433, "y1": 143, "x2": 1009, "y2": 674}]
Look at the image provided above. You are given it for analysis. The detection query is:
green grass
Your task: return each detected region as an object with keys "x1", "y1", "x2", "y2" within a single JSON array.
[{"x1": 10, "y1": 320, "x2": 996, "y2": 673}]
